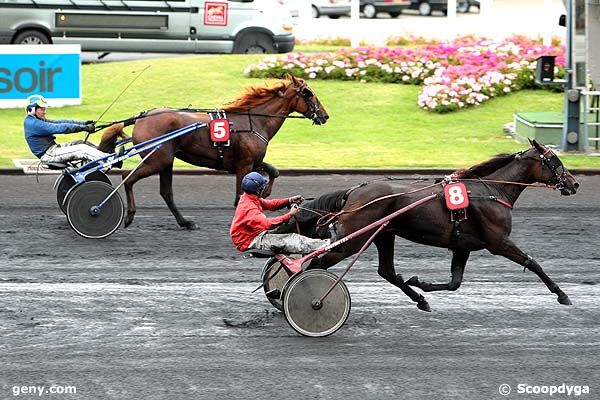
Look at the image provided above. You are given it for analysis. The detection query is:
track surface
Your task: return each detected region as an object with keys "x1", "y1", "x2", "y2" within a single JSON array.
[{"x1": 1, "y1": 174, "x2": 598, "y2": 400}]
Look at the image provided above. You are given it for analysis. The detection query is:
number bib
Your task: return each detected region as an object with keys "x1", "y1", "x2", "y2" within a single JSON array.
[
  {"x1": 210, "y1": 119, "x2": 230, "y2": 142},
  {"x1": 444, "y1": 182, "x2": 469, "y2": 210}
]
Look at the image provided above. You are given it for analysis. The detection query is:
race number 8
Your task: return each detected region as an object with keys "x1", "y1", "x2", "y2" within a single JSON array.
[
  {"x1": 444, "y1": 182, "x2": 469, "y2": 210},
  {"x1": 448, "y1": 186, "x2": 464, "y2": 205}
]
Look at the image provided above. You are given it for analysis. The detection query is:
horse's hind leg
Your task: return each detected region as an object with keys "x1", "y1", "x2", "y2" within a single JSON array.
[
  {"x1": 405, "y1": 250, "x2": 470, "y2": 292},
  {"x1": 160, "y1": 166, "x2": 197, "y2": 230},
  {"x1": 488, "y1": 237, "x2": 571, "y2": 305},
  {"x1": 375, "y1": 233, "x2": 431, "y2": 312},
  {"x1": 122, "y1": 164, "x2": 158, "y2": 228}
]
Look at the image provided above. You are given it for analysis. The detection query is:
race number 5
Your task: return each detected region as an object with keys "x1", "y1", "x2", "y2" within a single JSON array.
[
  {"x1": 210, "y1": 119, "x2": 230, "y2": 142},
  {"x1": 444, "y1": 182, "x2": 469, "y2": 210}
]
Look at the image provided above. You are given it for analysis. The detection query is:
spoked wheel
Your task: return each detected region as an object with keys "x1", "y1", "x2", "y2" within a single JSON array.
[
  {"x1": 261, "y1": 255, "x2": 309, "y2": 311},
  {"x1": 262, "y1": 257, "x2": 292, "y2": 311},
  {"x1": 56, "y1": 171, "x2": 112, "y2": 214},
  {"x1": 282, "y1": 270, "x2": 351, "y2": 337},
  {"x1": 66, "y1": 181, "x2": 124, "y2": 239}
]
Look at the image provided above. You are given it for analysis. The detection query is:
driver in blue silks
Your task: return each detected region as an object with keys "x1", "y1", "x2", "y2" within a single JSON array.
[{"x1": 23, "y1": 94, "x2": 110, "y2": 165}]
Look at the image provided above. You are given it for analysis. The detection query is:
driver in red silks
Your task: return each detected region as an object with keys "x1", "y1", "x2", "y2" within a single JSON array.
[{"x1": 230, "y1": 172, "x2": 330, "y2": 254}]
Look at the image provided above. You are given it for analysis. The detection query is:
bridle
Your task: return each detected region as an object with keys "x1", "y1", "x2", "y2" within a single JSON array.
[
  {"x1": 518, "y1": 146, "x2": 569, "y2": 191},
  {"x1": 536, "y1": 147, "x2": 569, "y2": 191},
  {"x1": 293, "y1": 82, "x2": 325, "y2": 125}
]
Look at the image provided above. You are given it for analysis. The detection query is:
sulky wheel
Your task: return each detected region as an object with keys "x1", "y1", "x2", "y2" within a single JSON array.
[
  {"x1": 65, "y1": 181, "x2": 124, "y2": 239},
  {"x1": 282, "y1": 269, "x2": 351, "y2": 337},
  {"x1": 56, "y1": 171, "x2": 112, "y2": 214}
]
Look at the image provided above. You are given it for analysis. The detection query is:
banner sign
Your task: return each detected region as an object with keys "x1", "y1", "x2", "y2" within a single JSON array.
[
  {"x1": 0, "y1": 44, "x2": 81, "y2": 108},
  {"x1": 204, "y1": 2, "x2": 228, "y2": 26}
]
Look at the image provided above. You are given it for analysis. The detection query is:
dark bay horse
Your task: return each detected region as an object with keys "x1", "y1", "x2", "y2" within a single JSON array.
[
  {"x1": 283, "y1": 140, "x2": 579, "y2": 312},
  {"x1": 99, "y1": 75, "x2": 329, "y2": 229}
]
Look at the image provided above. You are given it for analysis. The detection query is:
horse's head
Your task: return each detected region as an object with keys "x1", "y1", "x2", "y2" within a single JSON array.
[
  {"x1": 287, "y1": 75, "x2": 329, "y2": 125},
  {"x1": 525, "y1": 139, "x2": 579, "y2": 195}
]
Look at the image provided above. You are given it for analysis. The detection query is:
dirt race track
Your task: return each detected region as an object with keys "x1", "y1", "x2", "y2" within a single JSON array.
[{"x1": 1, "y1": 173, "x2": 599, "y2": 400}]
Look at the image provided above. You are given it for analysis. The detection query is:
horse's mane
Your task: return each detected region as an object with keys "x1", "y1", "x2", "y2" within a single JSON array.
[
  {"x1": 221, "y1": 81, "x2": 289, "y2": 113},
  {"x1": 453, "y1": 153, "x2": 517, "y2": 179},
  {"x1": 296, "y1": 190, "x2": 348, "y2": 223}
]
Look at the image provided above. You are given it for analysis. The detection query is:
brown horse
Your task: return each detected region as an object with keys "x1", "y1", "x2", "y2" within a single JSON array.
[
  {"x1": 99, "y1": 75, "x2": 328, "y2": 229},
  {"x1": 282, "y1": 140, "x2": 579, "y2": 312}
]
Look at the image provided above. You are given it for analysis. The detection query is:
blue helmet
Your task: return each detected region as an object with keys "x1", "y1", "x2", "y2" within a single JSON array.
[
  {"x1": 241, "y1": 172, "x2": 269, "y2": 195},
  {"x1": 25, "y1": 94, "x2": 48, "y2": 113}
]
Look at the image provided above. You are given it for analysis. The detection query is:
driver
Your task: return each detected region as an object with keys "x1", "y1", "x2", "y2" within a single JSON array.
[
  {"x1": 23, "y1": 94, "x2": 110, "y2": 165},
  {"x1": 230, "y1": 172, "x2": 331, "y2": 254}
]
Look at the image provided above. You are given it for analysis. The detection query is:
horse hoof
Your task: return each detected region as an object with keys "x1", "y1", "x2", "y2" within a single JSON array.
[
  {"x1": 182, "y1": 221, "x2": 198, "y2": 230},
  {"x1": 417, "y1": 300, "x2": 431, "y2": 312},
  {"x1": 405, "y1": 276, "x2": 419, "y2": 286},
  {"x1": 124, "y1": 218, "x2": 133, "y2": 228},
  {"x1": 557, "y1": 295, "x2": 572, "y2": 305}
]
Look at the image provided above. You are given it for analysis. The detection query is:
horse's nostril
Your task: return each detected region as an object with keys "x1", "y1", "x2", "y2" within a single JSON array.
[{"x1": 574, "y1": 182, "x2": 580, "y2": 189}]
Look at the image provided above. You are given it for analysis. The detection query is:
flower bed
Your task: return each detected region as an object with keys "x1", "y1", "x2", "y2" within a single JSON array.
[{"x1": 245, "y1": 35, "x2": 564, "y2": 112}]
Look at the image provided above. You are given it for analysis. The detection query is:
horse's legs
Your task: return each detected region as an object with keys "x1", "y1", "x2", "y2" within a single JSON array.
[
  {"x1": 122, "y1": 164, "x2": 159, "y2": 228},
  {"x1": 405, "y1": 250, "x2": 470, "y2": 292},
  {"x1": 374, "y1": 233, "x2": 431, "y2": 312},
  {"x1": 257, "y1": 162, "x2": 279, "y2": 199},
  {"x1": 159, "y1": 166, "x2": 197, "y2": 230},
  {"x1": 487, "y1": 237, "x2": 571, "y2": 305},
  {"x1": 234, "y1": 165, "x2": 253, "y2": 206}
]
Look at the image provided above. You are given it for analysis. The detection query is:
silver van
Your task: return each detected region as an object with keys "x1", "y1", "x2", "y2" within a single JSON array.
[{"x1": 0, "y1": 0, "x2": 295, "y2": 53}]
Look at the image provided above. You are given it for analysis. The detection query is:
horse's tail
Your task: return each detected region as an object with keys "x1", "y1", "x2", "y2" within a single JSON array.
[{"x1": 97, "y1": 122, "x2": 130, "y2": 153}]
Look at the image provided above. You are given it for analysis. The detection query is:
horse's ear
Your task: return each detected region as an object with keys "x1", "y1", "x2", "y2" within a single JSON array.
[
  {"x1": 530, "y1": 138, "x2": 545, "y2": 152},
  {"x1": 528, "y1": 138, "x2": 535, "y2": 146},
  {"x1": 288, "y1": 74, "x2": 300, "y2": 85}
]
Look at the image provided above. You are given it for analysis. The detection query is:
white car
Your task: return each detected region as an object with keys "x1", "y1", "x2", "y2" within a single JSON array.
[{"x1": 282, "y1": 0, "x2": 351, "y2": 19}]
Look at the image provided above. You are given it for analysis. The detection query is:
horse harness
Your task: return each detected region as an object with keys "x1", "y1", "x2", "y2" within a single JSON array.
[
  {"x1": 440, "y1": 176, "x2": 514, "y2": 250},
  {"x1": 208, "y1": 110, "x2": 231, "y2": 170}
]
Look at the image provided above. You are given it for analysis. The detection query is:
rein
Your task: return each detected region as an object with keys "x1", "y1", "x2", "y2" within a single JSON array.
[
  {"x1": 93, "y1": 108, "x2": 307, "y2": 132},
  {"x1": 311, "y1": 176, "x2": 559, "y2": 225},
  {"x1": 458, "y1": 178, "x2": 557, "y2": 189}
]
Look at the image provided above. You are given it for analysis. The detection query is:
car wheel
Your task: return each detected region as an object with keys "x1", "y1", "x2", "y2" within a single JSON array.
[
  {"x1": 329, "y1": 15, "x2": 341, "y2": 19},
  {"x1": 363, "y1": 4, "x2": 377, "y2": 18},
  {"x1": 389, "y1": 12, "x2": 401, "y2": 18},
  {"x1": 418, "y1": 1, "x2": 432, "y2": 16},
  {"x1": 233, "y1": 32, "x2": 274, "y2": 54},
  {"x1": 13, "y1": 29, "x2": 50, "y2": 45},
  {"x1": 457, "y1": 2, "x2": 469, "y2": 12},
  {"x1": 311, "y1": 5, "x2": 320, "y2": 18}
]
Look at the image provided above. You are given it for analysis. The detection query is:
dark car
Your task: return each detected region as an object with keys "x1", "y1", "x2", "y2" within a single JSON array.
[
  {"x1": 409, "y1": 0, "x2": 469, "y2": 16},
  {"x1": 458, "y1": 0, "x2": 480, "y2": 13},
  {"x1": 360, "y1": 0, "x2": 411, "y2": 18}
]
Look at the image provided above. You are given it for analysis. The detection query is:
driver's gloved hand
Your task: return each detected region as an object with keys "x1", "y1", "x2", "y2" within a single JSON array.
[
  {"x1": 84, "y1": 120, "x2": 95, "y2": 125},
  {"x1": 289, "y1": 195, "x2": 304, "y2": 205},
  {"x1": 83, "y1": 123, "x2": 96, "y2": 133}
]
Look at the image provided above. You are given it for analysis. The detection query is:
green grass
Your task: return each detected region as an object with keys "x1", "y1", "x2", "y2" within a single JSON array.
[{"x1": 2, "y1": 53, "x2": 599, "y2": 169}]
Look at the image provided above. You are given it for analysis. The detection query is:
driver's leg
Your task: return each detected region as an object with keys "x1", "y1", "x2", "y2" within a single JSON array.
[
  {"x1": 251, "y1": 233, "x2": 330, "y2": 254},
  {"x1": 42, "y1": 143, "x2": 109, "y2": 164}
]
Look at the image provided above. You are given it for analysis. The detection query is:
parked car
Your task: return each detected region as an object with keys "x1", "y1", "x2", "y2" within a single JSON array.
[
  {"x1": 285, "y1": 0, "x2": 351, "y2": 19},
  {"x1": 0, "y1": 0, "x2": 295, "y2": 54},
  {"x1": 458, "y1": 0, "x2": 480, "y2": 13},
  {"x1": 360, "y1": 0, "x2": 410, "y2": 18},
  {"x1": 409, "y1": 0, "x2": 469, "y2": 16}
]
